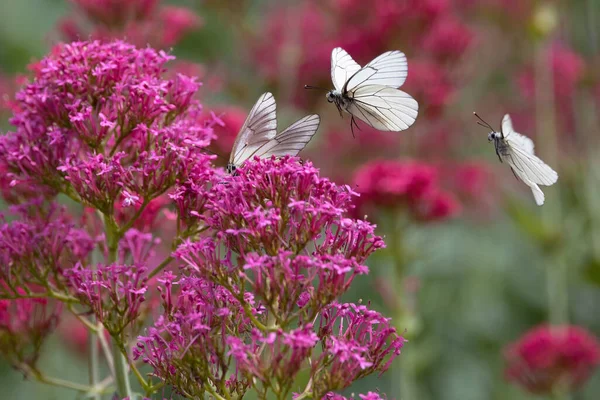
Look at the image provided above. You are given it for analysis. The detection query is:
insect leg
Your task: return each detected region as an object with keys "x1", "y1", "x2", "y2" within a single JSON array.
[{"x1": 350, "y1": 116, "x2": 361, "y2": 138}]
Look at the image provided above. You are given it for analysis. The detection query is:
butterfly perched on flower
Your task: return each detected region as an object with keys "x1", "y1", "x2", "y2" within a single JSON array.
[
  {"x1": 475, "y1": 112, "x2": 558, "y2": 205},
  {"x1": 227, "y1": 92, "x2": 320, "y2": 174},
  {"x1": 307, "y1": 47, "x2": 418, "y2": 135}
]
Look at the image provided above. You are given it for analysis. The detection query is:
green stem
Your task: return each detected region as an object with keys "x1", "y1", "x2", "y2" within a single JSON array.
[
  {"x1": 111, "y1": 343, "x2": 132, "y2": 398},
  {"x1": 21, "y1": 364, "x2": 111, "y2": 395},
  {"x1": 534, "y1": 41, "x2": 568, "y2": 327},
  {"x1": 104, "y1": 214, "x2": 133, "y2": 399},
  {"x1": 88, "y1": 321, "x2": 101, "y2": 400},
  {"x1": 148, "y1": 255, "x2": 174, "y2": 279}
]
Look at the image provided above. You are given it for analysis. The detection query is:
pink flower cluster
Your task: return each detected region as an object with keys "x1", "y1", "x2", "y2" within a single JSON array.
[
  {"x1": 60, "y1": 0, "x2": 201, "y2": 49},
  {"x1": 0, "y1": 201, "x2": 93, "y2": 297},
  {"x1": 504, "y1": 324, "x2": 600, "y2": 395},
  {"x1": 0, "y1": 297, "x2": 62, "y2": 368},
  {"x1": 353, "y1": 160, "x2": 461, "y2": 222},
  {"x1": 0, "y1": 40, "x2": 216, "y2": 370},
  {"x1": 136, "y1": 157, "x2": 402, "y2": 399},
  {"x1": 0, "y1": 40, "x2": 214, "y2": 221}
]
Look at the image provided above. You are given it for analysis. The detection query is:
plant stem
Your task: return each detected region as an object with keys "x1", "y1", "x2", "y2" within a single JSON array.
[
  {"x1": 534, "y1": 35, "x2": 570, "y2": 400},
  {"x1": 88, "y1": 323, "x2": 101, "y2": 400},
  {"x1": 104, "y1": 213, "x2": 133, "y2": 399},
  {"x1": 387, "y1": 215, "x2": 418, "y2": 400},
  {"x1": 148, "y1": 255, "x2": 174, "y2": 278},
  {"x1": 112, "y1": 343, "x2": 133, "y2": 399}
]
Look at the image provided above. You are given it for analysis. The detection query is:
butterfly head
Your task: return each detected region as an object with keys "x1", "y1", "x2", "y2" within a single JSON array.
[
  {"x1": 226, "y1": 163, "x2": 237, "y2": 175},
  {"x1": 326, "y1": 91, "x2": 336, "y2": 103},
  {"x1": 488, "y1": 131, "x2": 501, "y2": 142}
]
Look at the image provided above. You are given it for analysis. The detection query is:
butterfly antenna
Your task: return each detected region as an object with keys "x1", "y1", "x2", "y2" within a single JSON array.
[
  {"x1": 473, "y1": 112, "x2": 494, "y2": 131},
  {"x1": 204, "y1": 147, "x2": 226, "y2": 160},
  {"x1": 304, "y1": 85, "x2": 328, "y2": 91}
]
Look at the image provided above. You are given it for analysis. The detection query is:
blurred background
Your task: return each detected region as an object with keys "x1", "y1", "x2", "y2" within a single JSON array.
[{"x1": 1, "y1": 0, "x2": 600, "y2": 399}]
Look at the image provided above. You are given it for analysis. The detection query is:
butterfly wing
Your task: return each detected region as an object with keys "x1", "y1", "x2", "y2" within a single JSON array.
[
  {"x1": 502, "y1": 114, "x2": 535, "y2": 154},
  {"x1": 331, "y1": 47, "x2": 361, "y2": 92},
  {"x1": 502, "y1": 141, "x2": 558, "y2": 206},
  {"x1": 343, "y1": 50, "x2": 408, "y2": 92},
  {"x1": 346, "y1": 85, "x2": 418, "y2": 131},
  {"x1": 253, "y1": 114, "x2": 320, "y2": 158},
  {"x1": 229, "y1": 92, "x2": 278, "y2": 166}
]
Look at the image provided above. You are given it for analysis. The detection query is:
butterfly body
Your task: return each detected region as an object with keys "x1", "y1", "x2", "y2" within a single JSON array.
[
  {"x1": 488, "y1": 131, "x2": 511, "y2": 161},
  {"x1": 483, "y1": 114, "x2": 558, "y2": 206}
]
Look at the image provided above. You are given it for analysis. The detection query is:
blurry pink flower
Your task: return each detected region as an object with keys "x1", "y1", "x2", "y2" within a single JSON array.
[
  {"x1": 505, "y1": 325, "x2": 600, "y2": 395},
  {"x1": 353, "y1": 160, "x2": 460, "y2": 222},
  {"x1": 405, "y1": 60, "x2": 454, "y2": 117},
  {"x1": 70, "y1": 0, "x2": 158, "y2": 28},
  {"x1": 422, "y1": 17, "x2": 473, "y2": 62},
  {"x1": 63, "y1": 1, "x2": 200, "y2": 48},
  {"x1": 454, "y1": 162, "x2": 490, "y2": 198},
  {"x1": 0, "y1": 296, "x2": 62, "y2": 367},
  {"x1": 57, "y1": 315, "x2": 111, "y2": 356},
  {"x1": 414, "y1": 190, "x2": 461, "y2": 222},
  {"x1": 158, "y1": 6, "x2": 202, "y2": 47},
  {"x1": 353, "y1": 160, "x2": 437, "y2": 207},
  {"x1": 203, "y1": 107, "x2": 247, "y2": 159},
  {"x1": 518, "y1": 43, "x2": 585, "y2": 100}
]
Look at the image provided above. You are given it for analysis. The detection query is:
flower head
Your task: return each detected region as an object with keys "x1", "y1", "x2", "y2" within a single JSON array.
[
  {"x1": 65, "y1": 262, "x2": 148, "y2": 336},
  {"x1": 353, "y1": 160, "x2": 460, "y2": 222},
  {"x1": 0, "y1": 297, "x2": 62, "y2": 368},
  {"x1": 505, "y1": 324, "x2": 600, "y2": 394},
  {"x1": 0, "y1": 201, "x2": 94, "y2": 296},
  {"x1": 62, "y1": 1, "x2": 200, "y2": 49},
  {"x1": 0, "y1": 40, "x2": 214, "y2": 220}
]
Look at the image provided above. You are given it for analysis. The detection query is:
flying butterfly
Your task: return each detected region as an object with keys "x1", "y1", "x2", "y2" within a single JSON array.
[
  {"x1": 227, "y1": 92, "x2": 320, "y2": 174},
  {"x1": 305, "y1": 47, "x2": 418, "y2": 134},
  {"x1": 475, "y1": 112, "x2": 558, "y2": 206}
]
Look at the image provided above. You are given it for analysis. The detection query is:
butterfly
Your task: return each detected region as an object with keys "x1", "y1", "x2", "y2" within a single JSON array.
[
  {"x1": 306, "y1": 47, "x2": 418, "y2": 135},
  {"x1": 227, "y1": 92, "x2": 320, "y2": 174},
  {"x1": 475, "y1": 112, "x2": 558, "y2": 206}
]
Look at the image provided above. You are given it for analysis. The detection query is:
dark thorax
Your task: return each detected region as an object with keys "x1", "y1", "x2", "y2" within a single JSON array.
[
  {"x1": 488, "y1": 131, "x2": 510, "y2": 162},
  {"x1": 226, "y1": 163, "x2": 237, "y2": 175},
  {"x1": 326, "y1": 90, "x2": 351, "y2": 117}
]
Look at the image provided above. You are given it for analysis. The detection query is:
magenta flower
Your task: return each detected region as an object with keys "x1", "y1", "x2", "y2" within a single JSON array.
[
  {"x1": 504, "y1": 324, "x2": 600, "y2": 395},
  {"x1": 61, "y1": 1, "x2": 200, "y2": 49},
  {"x1": 65, "y1": 263, "x2": 148, "y2": 336},
  {"x1": 134, "y1": 274, "x2": 255, "y2": 398},
  {"x1": 0, "y1": 297, "x2": 62, "y2": 368},
  {"x1": 0, "y1": 40, "x2": 214, "y2": 224},
  {"x1": 316, "y1": 303, "x2": 406, "y2": 391},
  {"x1": 136, "y1": 157, "x2": 401, "y2": 399},
  {"x1": 353, "y1": 159, "x2": 460, "y2": 222},
  {"x1": 320, "y1": 392, "x2": 386, "y2": 400},
  {"x1": 204, "y1": 156, "x2": 383, "y2": 258},
  {"x1": 0, "y1": 201, "x2": 93, "y2": 296}
]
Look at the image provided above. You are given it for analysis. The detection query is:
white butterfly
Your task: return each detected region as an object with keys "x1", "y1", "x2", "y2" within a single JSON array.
[
  {"x1": 227, "y1": 92, "x2": 320, "y2": 174},
  {"x1": 476, "y1": 113, "x2": 558, "y2": 206},
  {"x1": 317, "y1": 47, "x2": 418, "y2": 134}
]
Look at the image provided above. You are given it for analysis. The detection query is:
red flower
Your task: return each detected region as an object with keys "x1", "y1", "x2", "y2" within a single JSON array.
[
  {"x1": 353, "y1": 160, "x2": 460, "y2": 222},
  {"x1": 505, "y1": 325, "x2": 600, "y2": 395}
]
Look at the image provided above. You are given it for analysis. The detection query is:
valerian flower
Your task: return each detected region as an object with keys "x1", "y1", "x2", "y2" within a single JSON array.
[
  {"x1": 0, "y1": 297, "x2": 62, "y2": 369},
  {"x1": 0, "y1": 201, "x2": 93, "y2": 297},
  {"x1": 134, "y1": 274, "x2": 256, "y2": 399},
  {"x1": 65, "y1": 262, "x2": 148, "y2": 337},
  {"x1": 0, "y1": 40, "x2": 214, "y2": 217},
  {"x1": 137, "y1": 157, "x2": 402, "y2": 399},
  {"x1": 505, "y1": 324, "x2": 600, "y2": 395},
  {"x1": 353, "y1": 160, "x2": 461, "y2": 222},
  {"x1": 61, "y1": 0, "x2": 201, "y2": 49}
]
